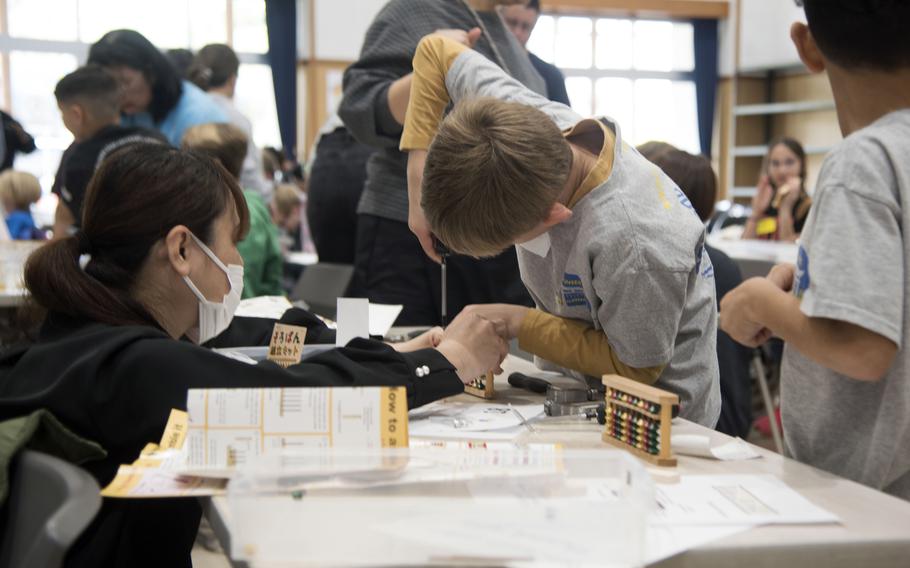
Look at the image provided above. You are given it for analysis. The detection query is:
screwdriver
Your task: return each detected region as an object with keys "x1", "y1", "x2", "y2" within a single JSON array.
[{"x1": 434, "y1": 238, "x2": 450, "y2": 327}]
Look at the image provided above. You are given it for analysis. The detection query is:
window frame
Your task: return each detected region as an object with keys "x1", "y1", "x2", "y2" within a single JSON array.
[{"x1": 532, "y1": 12, "x2": 699, "y2": 151}]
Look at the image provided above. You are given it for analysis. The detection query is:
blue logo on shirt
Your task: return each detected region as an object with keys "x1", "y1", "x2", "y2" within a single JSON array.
[
  {"x1": 794, "y1": 246, "x2": 810, "y2": 299},
  {"x1": 695, "y1": 245, "x2": 714, "y2": 279},
  {"x1": 674, "y1": 186, "x2": 694, "y2": 210},
  {"x1": 561, "y1": 273, "x2": 591, "y2": 309}
]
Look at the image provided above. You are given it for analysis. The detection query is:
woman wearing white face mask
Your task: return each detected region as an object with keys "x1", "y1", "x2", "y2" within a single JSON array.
[{"x1": 0, "y1": 144, "x2": 508, "y2": 568}]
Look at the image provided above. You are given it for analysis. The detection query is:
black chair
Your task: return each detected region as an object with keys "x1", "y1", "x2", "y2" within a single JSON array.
[
  {"x1": 0, "y1": 450, "x2": 101, "y2": 568},
  {"x1": 289, "y1": 262, "x2": 355, "y2": 320}
]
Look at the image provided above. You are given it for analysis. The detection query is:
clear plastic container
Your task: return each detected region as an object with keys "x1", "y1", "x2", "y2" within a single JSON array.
[{"x1": 227, "y1": 445, "x2": 653, "y2": 566}]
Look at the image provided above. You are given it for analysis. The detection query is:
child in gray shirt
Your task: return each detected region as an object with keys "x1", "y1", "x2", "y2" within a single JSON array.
[{"x1": 720, "y1": 0, "x2": 910, "y2": 499}]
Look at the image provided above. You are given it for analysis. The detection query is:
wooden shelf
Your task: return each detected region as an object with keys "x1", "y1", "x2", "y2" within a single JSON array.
[
  {"x1": 730, "y1": 186, "x2": 757, "y2": 198},
  {"x1": 734, "y1": 100, "x2": 835, "y2": 116},
  {"x1": 733, "y1": 144, "x2": 833, "y2": 158}
]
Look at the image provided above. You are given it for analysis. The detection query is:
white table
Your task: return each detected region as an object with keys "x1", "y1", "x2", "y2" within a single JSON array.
[
  {"x1": 0, "y1": 289, "x2": 27, "y2": 308},
  {"x1": 203, "y1": 356, "x2": 910, "y2": 567},
  {"x1": 707, "y1": 235, "x2": 799, "y2": 280}
]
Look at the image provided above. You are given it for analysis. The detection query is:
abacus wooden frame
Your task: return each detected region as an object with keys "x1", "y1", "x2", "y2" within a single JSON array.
[{"x1": 601, "y1": 374, "x2": 678, "y2": 467}]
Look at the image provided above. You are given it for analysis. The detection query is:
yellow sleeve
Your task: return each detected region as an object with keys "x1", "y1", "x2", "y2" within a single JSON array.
[
  {"x1": 518, "y1": 309, "x2": 665, "y2": 385},
  {"x1": 399, "y1": 34, "x2": 469, "y2": 152}
]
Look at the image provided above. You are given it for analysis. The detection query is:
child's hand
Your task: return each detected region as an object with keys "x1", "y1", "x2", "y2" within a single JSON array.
[
  {"x1": 460, "y1": 304, "x2": 529, "y2": 340},
  {"x1": 775, "y1": 177, "x2": 802, "y2": 211},
  {"x1": 719, "y1": 278, "x2": 776, "y2": 348},
  {"x1": 436, "y1": 311, "x2": 510, "y2": 382},
  {"x1": 407, "y1": 150, "x2": 441, "y2": 262},
  {"x1": 432, "y1": 27, "x2": 482, "y2": 48},
  {"x1": 767, "y1": 263, "x2": 796, "y2": 292},
  {"x1": 751, "y1": 175, "x2": 774, "y2": 215}
]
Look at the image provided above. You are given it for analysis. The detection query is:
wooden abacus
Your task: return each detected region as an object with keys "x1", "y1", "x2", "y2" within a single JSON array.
[
  {"x1": 464, "y1": 371, "x2": 495, "y2": 399},
  {"x1": 601, "y1": 374, "x2": 678, "y2": 467}
]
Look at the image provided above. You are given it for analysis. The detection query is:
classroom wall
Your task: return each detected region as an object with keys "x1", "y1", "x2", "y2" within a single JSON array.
[
  {"x1": 738, "y1": 0, "x2": 805, "y2": 71},
  {"x1": 297, "y1": 0, "x2": 385, "y2": 61}
]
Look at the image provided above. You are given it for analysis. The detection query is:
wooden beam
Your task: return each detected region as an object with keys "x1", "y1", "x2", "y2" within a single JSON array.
[{"x1": 543, "y1": 0, "x2": 729, "y2": 19}]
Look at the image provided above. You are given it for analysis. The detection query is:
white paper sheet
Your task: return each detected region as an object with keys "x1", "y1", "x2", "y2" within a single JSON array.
[
  {"x1": 376, "y1": 483, "x2": 753, "y2": 567},
  {"x1": 180, "y1": 386, "x2": 407, "y2": 477},
  {"x1": 672, "y1": 434, "x2": 761, "y2": 461},
  {"x1": 336, "y1": 298, "x2": 370, "y2": 347},
  {"x1": 645, "y1": 525, "x2": 751, "y2": 565},
  {"x1": 408, "y1": 402, "x2": 544, "y2": 440},
  {"x1": 234, "y1": 295, "x2": 293, "y2": 320},
  {"x1": 368, "y1": 303, "x2": 403, "y2": 336},
  {"x1": 652, "y1": 474, "x2": 839, "y2": 526}
]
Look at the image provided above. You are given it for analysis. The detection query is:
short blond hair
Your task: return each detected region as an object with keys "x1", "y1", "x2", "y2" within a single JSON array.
[
  {"x1": 181, "y1": 123, "x2": 248, "y2": 179},
  {"x1": 272, "y1": 183, "x2": 302, "y2": 217},
  {"x1": 0, "y1": 170, "x2": 42, "y2": 211},
  {"x1": 421, "y1": 97, "x2": 572, "y2": 257}
]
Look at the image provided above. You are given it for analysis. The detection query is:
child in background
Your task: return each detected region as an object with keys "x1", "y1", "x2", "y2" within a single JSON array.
[
  {"x1": 52, "y1": 65, "x2": 165, "y2": 237},
  {"x1": 741, "y1": 137, "x2": 812, "y2": 242},
  {"x1": 271, "y1": 183, "x2": 316, "y2": 254},
  {"x1": 401, "y1": 34, "x2": 720, "y2": 427},
  {"x1": 182, "y1": 123, "x2": 283, "y2": 298},
  {"x1": 0, "y1": 171, "x2": 42, "y2": 240},
  {"x1": 721, "y1": 0, "x2": 910, "y2": 500}
]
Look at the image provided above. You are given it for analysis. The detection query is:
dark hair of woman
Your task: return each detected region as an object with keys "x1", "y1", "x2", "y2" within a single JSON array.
[
  {"x1": 87, "y1": 29, "x2": 183, "y2": 122},
  {"x1": 187, "y1": 43, "x2": 240, "y2": 91},
  {"x1": 24, "y1": 144, "x2": 249, "y2": 328}
]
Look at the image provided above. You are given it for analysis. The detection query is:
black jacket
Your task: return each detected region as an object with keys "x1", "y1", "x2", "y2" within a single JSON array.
[{"x1": 0, "y1": 308, "x2": 462, "y2": 567}]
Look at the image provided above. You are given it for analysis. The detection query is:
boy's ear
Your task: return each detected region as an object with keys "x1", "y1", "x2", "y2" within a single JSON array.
[
  {"x1": 542, "y1": 202, "x2": 572, "y2": 229},
  {"x1": 790, "y1": 22, "x2": 825, "y2": 74}
]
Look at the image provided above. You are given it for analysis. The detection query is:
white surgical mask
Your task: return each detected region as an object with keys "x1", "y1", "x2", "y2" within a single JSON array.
[
  {"x1": 517, "y1": 231, "x2": 551, "y2": 257},
  {"x1": 182, "y1": 232, "x2": 244, "y2": 344}
]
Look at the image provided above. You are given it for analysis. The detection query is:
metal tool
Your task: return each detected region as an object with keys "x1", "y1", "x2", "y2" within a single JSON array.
[
  {"x1": 544, "y1": 384, "x2": 603, "y2": 419},
  {"x1": 434, "y1": 238, "x2": 450, "y2": 327},
  {"x1": 507, "y1": 372, "x2": 551, "y2": 394},
  {"x1": 507, "y1": 372, "x2": 605, "y2": 423}
]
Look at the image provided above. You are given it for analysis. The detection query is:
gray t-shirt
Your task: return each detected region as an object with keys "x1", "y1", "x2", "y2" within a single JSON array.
[
  {"x1": 782, "y1": 109, "x2": 910, "y2": 500},
  {"x1": 446, "y1": 50, "x2": 721, "y2": 427}
]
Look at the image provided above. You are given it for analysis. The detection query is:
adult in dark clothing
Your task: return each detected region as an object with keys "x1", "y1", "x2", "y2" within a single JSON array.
[
  {"x1": 306, "y1": 115, "x2": 374, "y2": 264},
  {"x1": 339, "y1": 0, "x2": 544, "y2": 325},
  {"x1": 499, "y1": 0, "x2": 570, "y2": 106},
  {"x1": 640, "y1": 144, "x2": 753, "y2": 439},
  {"x1": 0, "y1": 144, "x2": 507, "y2": 567},
  {"x1": 52, "y1": 65, "x2": 166, "y2": 237},
  {"x1": 0, "y1": 109, "x2": 36, "y2": 172}
]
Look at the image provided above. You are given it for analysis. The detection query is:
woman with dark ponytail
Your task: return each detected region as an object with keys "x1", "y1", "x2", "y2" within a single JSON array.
[{"x1": 0, "y1": 144, "x2": 507, "y2": 567}]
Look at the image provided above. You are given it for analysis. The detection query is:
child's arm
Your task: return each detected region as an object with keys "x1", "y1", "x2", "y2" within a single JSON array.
[
  {"x1": 720, "y1": 271, "x2": 897, "y2": 380},
  {"x1": 399, "y1": 34, "x2": 580, "y2": 152},
  {"x1": 519, "y1": 309, "x2": 665, "y2": 384},
  {"x1": 721, "y1": 176, "x2": 902, "y2": 381},
  {"x1": 461, "y1": 304, "x2": 664, "y2": 385}
]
